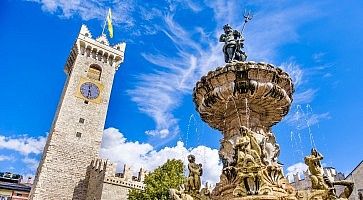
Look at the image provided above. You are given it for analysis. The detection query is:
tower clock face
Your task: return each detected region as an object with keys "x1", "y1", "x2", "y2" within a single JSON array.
[{"x1": 80, "y1": 82, "x2": 100, "y2": 99}]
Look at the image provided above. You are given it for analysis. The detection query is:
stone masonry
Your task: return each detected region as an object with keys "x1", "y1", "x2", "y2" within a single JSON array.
[
  {"x1": 86, "y1": 159, "x2": 145, "y2": 200},
  {"x1": 29, "y1": 25, "x2": 126, "y2": 200},
  {"x1": 344, "y1": 161, "x2": 363, "y2": 200},
  {"x1": 289, "y1": 167, "x2": 345, "y2": 191}
]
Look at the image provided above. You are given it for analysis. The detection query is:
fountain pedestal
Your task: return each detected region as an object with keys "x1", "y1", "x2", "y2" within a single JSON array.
[{"x1": 193, "y1": 61, "x2": 295, "y2": 199}]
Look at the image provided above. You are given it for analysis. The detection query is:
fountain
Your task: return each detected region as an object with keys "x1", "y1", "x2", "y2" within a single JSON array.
[{"x1": 170, "y1": 23, "x2": 354, "y2": 200}]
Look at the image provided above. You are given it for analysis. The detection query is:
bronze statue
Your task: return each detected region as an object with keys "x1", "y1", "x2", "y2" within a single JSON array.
[{"x1": 219, "y1": 24, "x2": 247, "y2": 63}]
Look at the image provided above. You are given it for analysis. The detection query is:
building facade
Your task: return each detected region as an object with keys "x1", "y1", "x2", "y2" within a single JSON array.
[
  {"x1": 289, "y1": 163, "x2": 363, "y2": 200},
  {"x1": 288, "y1": 167, "x2": 345, "y2": 190},
  {"x1": 344, "y1": 161, "x2": 363, "y2": 200},
  {"x1": 0, "y1": 172, "x2": 31, "y2": 200},
  {"x1": 29, "y1": 25, "x2": 144, "y2": 200},
  {"x1": 86, "y1": 160, "x2": 145, "y2": 200}
]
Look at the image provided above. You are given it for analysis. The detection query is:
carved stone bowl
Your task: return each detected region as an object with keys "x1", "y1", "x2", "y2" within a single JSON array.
[{"x1": 192, "y1": 61, "x2": 294, "y2": 133}]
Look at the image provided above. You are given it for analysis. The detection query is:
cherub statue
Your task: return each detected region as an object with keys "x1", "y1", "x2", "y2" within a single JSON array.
[{"x1": 186, "y1": 155, "x2": 202, "y2": 193}]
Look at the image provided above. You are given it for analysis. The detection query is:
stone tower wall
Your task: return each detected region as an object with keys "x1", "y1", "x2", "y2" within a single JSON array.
[
  {"x1": 86, "y1": 159, "x2": 116, "y2": 200},
  {"x1": 29, "y1": 25, "x2": 125, "y2": 200},
  {"x1": 86, "y1": 159, "x2": 145, "y2": 200},
  {"x1": 100, "y1": 183, "x2": 130, "y2": 200}
]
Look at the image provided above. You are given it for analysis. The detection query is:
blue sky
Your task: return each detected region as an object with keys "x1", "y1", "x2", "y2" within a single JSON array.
[{"x1": 0, "y1": 0, "x2": 363, "y2": 184}]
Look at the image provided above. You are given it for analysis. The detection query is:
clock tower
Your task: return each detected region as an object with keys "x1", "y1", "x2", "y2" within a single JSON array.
[{"x1": 30, "y1": 25, "x2": 126, "y2": 200}]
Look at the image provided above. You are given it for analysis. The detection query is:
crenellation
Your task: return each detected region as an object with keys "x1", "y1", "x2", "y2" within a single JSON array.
[{"x1": 86, "y1": 159, "x2": 145, "y2": 200}]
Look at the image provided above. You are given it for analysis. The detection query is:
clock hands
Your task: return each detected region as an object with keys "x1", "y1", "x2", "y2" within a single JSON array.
[{"x1": 80, "y1": 82, "x2": 99, "y2": 100}]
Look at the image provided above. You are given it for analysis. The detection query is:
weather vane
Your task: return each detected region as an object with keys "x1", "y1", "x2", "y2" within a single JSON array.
[{"x1": 241, "y1": 10, "x2": 253, "y2": 33}]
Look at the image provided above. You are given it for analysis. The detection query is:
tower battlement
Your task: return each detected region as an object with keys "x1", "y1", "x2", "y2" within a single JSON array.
[
  {"x1": 88, "y1": 158, "x2": 145, "y2": 186},
  {"x1": 86, "y1": 159, "x2": 145, "y2": 200},
  {"x1": 65, "y1": 24, "x2": 126, "y2": 75}
]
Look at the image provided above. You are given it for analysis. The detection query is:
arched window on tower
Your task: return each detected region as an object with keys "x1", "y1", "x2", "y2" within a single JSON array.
[
  {"x1": 87, "y1": 64, "x2": 102, "y2": 81},
  {"x1": 359, "y1": 192, "x2": 363, "y2": 200}
]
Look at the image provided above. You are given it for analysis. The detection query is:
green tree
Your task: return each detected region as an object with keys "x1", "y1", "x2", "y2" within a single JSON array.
[{"x1": 128, "y1": 159, "x2": 184, "y2": 200}]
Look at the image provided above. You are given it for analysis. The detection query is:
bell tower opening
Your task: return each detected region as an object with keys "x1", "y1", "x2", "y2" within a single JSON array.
[{"x1": 87, "y1": 64, "x2": 102, "y2": 81}]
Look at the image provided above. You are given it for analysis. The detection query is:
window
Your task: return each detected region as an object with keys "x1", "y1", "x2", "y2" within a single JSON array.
[
  {"x1": 84, "y1": 100, "x2": 89, "y2": 104},
  {"x1": 359, "y1": 192, "x2": 363, "y2": 200},
  {"x1": 87, "y1": 65, "x2": 102, "y2": 81},
  {"x1": 79, "y1": 118, "x2": 85, "y2": 123},
  {"x1": 76, "y1": 132, "x2": 82, "y2": 138}
]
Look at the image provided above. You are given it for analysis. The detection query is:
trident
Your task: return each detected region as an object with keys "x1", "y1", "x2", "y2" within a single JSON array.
[{"x1": 241, "y1": 10, "x2": 253, "y2": 33}]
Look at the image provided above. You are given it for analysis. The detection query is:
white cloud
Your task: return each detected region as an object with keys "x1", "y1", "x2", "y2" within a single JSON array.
[
  {"x1": 0, "y1": 134, "x2": 46, "y2": 155},
  {"x1": 22, "y1": 157, "x2": 40, "y2": 171},
  {"x1": 100, "y1": 127, "x2": 222, "y2": 185},
  {"x1": 312, "y1": 52, "x2": 325, "y2": 63},
  {"x1": 29, "y1": 0, "x2": 135, "y2": 27},
  {"x1": 294, "y1": 89, "x2": 317, "y2": 104},
  {"x1": 245, "y1": 2, "x2": 321, "y2": 61},
  {"x1": 127, "y1": 1, "x2": 324, "y2": 138},
  {"x1": 286, "y1": 162, "x2": 308, "y2": 182},
  {"x1": 127, "y1": 14, "x2": 223, "y2": 138},
  {"x1": 280, "y1": 61, "x2": 304, "y2": 87},
  {"x1": 0, "y1": 155, "x2": 13, "y2": 162},
  {"x1": 29, "y1": 0, "x2": 326, "y2": 139}
]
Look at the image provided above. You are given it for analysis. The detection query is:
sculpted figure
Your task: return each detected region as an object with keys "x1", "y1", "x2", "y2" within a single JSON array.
[
  {"x1": 304, "y1": 148, "x2": 331, "y2": 190},
  {"x1": 186, "y1": 155, "x2": 202, "y2": 192},
  {"x1": 170, "y1": 185, "x2": 194, "y2": 200},
  {"x1": 235, "y1": 126, "x2": 261, "y2": 167},
  {"x1": 260, "y1": 132, "x2": 281, "y2": 166},
  {"x1": 219, "y1": 24, "x2": 247, "y2": 63},
  {"x1": 233, "y1": 127, "x2": 262, "y2": 196},
  {"x1": 200, "y1": 182, "x2": 212, "y2": 200}
]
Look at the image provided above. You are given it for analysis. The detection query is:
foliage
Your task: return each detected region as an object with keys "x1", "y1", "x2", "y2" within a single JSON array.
[{"x1": 128, "y1": 159, "x2": 184, "y2": 200}]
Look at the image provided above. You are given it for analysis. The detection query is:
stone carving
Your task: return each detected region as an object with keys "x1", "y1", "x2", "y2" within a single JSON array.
[
  {"x1": 261, "y1": 131, "x2": 281, "y2": 166},
  {"x1": 301, "y1": 148, "x2": 355, "y2": 200},
  {"x1": 304, "y1": 148, "x2": 331, "y2": 191},
  {"x1": 235, "y1": 126, "x2": 261, "y2": 168},
  {"x1": 192, "y1": 61, "x2": 355, "y2": 200},
  {"x1": 170, "y1": 155, "x2": 211, "y2": 200},
  {"x1": 220, "y1": 24, "x2": 247, "y2": 63},
  {"x1": 170, "y1": 185, "x2": 194, "y2": 200},
  {"x1": 188, "y1": 24, "x2": 353, "y2": 199},
  {"x1": 193, "y1": 61, "x2": 296, "y2": 199},
  {"x1": 186, "y1": 155, "x2": 203, "y2": 193}
]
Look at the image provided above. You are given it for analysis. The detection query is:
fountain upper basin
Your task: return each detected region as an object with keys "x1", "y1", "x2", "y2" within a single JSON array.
[{"x1": 193, "y1": 61, "x2": 294, "y2": 133}]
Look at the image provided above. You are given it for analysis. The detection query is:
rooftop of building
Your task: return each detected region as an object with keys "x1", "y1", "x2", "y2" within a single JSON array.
[
  {"x1": 0, "y1": 181, "x2": 31, "y2": 192},
  {"x1": 345, "y1": 160, "x2": 363, "y2": 179},
  {"x1": 0, "y1": 172, "x2": 23, "y2": 183}
]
